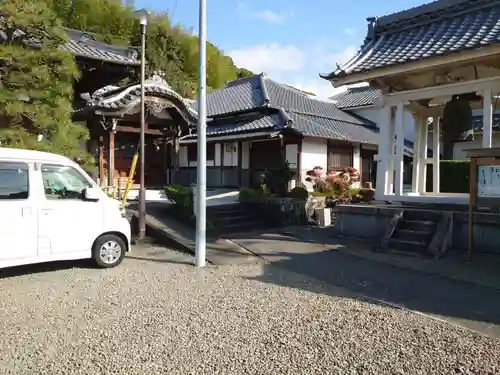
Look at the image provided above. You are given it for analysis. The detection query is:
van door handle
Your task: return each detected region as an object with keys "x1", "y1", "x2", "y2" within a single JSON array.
[
  {"x1": 41, "y1": 208, "x2": 53, "y2": 215},
  {"x1": 21, "y1": 207, "x2": 33, "y2": 217}
]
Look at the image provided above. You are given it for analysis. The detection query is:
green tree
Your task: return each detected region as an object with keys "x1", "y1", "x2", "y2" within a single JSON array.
[
  {"x1": 48, "y1": 1, "x2": 254, "y2": 99},
  {"x1": 236, "y1": 67, "x2": 254, "y2": 79},
  {"x1": 0, "y1": 0, "x2": 91, "y2": 164}
]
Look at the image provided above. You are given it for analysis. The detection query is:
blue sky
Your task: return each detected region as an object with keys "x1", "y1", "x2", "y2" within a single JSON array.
[{"x1": 135, "y1": 0, "x2": 427, "y2": 98}]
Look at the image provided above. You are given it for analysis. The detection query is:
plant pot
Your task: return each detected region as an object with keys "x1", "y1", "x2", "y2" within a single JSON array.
[
  {"x1": 314, "y1": 208, "x2": 331, "y2": 227},
  {"x1": 359, "y1": 188, "x2": 375, "y2": 202}
]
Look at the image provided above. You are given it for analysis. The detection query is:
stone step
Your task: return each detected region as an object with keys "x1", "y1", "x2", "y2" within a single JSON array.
[
  {"x1": 403, "y1": 209, "x2": 442, "y2": 222},
  {"x1": 398, "y1": 219, "x2": 437, "y2": 232},
  {"x1": 209, "y1": 209, "x2": 247, "y2": 219},
  {"x1": 388, "y1": 238, "x2": 429, "y2": 254},
  {"x1": 392, "y1": 228, "x2": 433, "y2": 244}
]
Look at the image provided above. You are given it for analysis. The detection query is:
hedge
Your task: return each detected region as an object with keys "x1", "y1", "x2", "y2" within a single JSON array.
[{"x1": 426, "y1": 160, "x2": 470, "y2": 193}]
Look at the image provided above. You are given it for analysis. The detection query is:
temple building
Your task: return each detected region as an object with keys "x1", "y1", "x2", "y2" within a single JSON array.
[{"x1": 321, "y1": 0, "x2": 500, "y2": 204}]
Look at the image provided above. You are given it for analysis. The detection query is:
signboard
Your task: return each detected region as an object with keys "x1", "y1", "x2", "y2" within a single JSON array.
[{"x1": 477, "y1": 165, "x2": 500, "y2": 198}]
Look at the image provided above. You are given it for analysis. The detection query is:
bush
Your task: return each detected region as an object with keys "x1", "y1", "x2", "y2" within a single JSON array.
[
  {"x1": 288, "y1": 186, "x2": 309, "y2": 200},
  {"x1": 165, "y1": 185, "x2": 193, "y2": 216},
  {"x1": 426, "y1": 160, "x2": 470, "y2": 193},
  {"x1": 440, "y1": 160, "x2": 470, "y2": 193},
  {"x1": 239, "y1": 187, "x2": 261, "y2": 202},
  {"x1": 262, "y1": 163, "x2": 294, "y2": 196}
]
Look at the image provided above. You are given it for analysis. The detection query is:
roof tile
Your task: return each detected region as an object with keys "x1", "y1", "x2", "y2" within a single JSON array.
[
  {"x1": 322, "y1": 0, "x2": 500, "y2": 79},
  {"x1": 63, "y1": 29, "x2": 139, "y2": 65},
  {"x1": 330, "y1": 86, "x2": 382, "y2": 109},
  {"x1": 286, "y1": 111, "x2": 379, "y2": 144}
]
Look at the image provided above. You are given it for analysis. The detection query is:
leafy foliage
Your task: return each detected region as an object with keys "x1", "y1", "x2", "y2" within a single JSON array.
[
  {"x1": 288, "y1": 186, "x2": 309, "y2": 200},
  {"x1": 0, "y1": 0, "x2": 91, "y2": 165},
  {"x1": 165, "y1": 184, "x2": 193, "y2": 214},
  {"x1": 0, "y1": 0, "x2": 253, "y2": 164},
  {"x1": 426, "y1": 160, "x2": 470, "y2": 193},
  {"x1": 49, "y1": 0, "x2": 254, "y2": 98},
  {"x1": 262, "y1": 162, "x2": 294, "y2": 196}
]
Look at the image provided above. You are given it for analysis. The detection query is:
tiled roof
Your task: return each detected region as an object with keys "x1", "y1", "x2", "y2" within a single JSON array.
[
  {"x1": 202, "y1": 74, "x2": 267, "y2": 116},
  {"x1": 75, "y1": 75, "x2": 197, "y2": 125},
  {"x1": 330, "y1": 86, "x2": 382, "y2": 109},
  {"x1": 191, "y1": 113, "x2": 283, "y2": 138},
  {"x1": 321, "y1": 0, "x2": 500, "y2": 80},
  {"x1": 286, "y1": 111, "x2": 379, "y2": 144},
  {"x1": 0, "y1": 24, "x2": 139, "y2": 66},
  {"x1": 63, "y1": 29, "x2": 139, "y2": 65},
  {"x1": 190, "y1": 73, "x2": 378, "y2": 143}
]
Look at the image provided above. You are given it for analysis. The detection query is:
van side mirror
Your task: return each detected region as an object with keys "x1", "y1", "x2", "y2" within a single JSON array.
[{"x1": 83, "y1": 187, "x2": 100, "y2": 201}]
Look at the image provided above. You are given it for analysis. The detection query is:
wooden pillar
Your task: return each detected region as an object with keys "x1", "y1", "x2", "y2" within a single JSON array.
[
  {"x1": 108, "y1": 130, "x2": 115, "y2": 189},
  {"x1": 374, "y1": 104, "x2": 391, "y2": 200},
  {"x1": 432, "y1": 117, "x2": 441, "y2": 193},
  {"x1": 483, "y1": 89, "x2": 493, "y2": 149},
  {"x1": 99, "y1": 135, "x2": 105, "y2": 187},
  {"x1": 394, "y1": 101, "x2": 405, "y2": 197},
  {"x1": 417, "y1": 117, "x2": 428, "y2": 193},
  {"x1": 411, "y1": 115, "x2": 421, "y2": 193},
  {"x1": 387, "y1": 106, "x2": 396, "y2": 194},
  {"x1": 173, "y1": 137, "x2": 180, "y2": 185}
]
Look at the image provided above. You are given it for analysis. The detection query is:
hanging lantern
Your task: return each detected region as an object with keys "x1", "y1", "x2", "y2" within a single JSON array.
[{"x1": 441, "y1": 95, "x2": 473, "y2": 142}]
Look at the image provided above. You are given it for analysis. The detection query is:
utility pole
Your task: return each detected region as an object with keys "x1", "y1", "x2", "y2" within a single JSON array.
[
  {"x1": 134, "y1": 9, "x2": 149, "y2": 239},
  {"x1": 195, "y1": 0, "x2": 207, "y2": 267}
]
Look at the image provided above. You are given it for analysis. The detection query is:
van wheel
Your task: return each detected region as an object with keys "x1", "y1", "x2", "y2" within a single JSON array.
[{"x1": 92, "y1": 234, "x2": 126, "y2": 268}]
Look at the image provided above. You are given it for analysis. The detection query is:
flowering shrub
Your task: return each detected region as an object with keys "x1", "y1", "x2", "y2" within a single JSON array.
[
  {"x1": 306, "y1": 166, "x2": 360, "y2": 199},
  {"x1": 339, "y1": 167, "x2": 360, "y2": 186}
]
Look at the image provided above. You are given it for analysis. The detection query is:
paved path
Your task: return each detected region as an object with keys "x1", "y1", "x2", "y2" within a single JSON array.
[
  {"x1": 230, "y1": 229, "x2": 500, "y2": 339},
  {"x1": 129, "y1": 203, "x2": 258, "y2": 265}
]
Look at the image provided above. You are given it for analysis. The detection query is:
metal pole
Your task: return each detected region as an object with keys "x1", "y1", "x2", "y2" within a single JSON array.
[
  {"x1": 138, "y1": 23, "x2": 147, "y2": 239},
  {"x1": 195, "y1": 0, "x2": 207, "y2": 267}
]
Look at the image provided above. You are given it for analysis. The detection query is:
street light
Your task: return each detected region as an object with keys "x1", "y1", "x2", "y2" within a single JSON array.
[
  {"x1": 195, "y1": 0, "x2": 207, "y2": 267},
  {"x1": 134, "y1": 8, "x2": 149, "y2": 239}
]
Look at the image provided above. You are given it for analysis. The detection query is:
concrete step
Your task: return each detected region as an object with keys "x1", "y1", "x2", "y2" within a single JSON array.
[
  {"x1": 388, "y1": 238, "x2": 429, "y2": 254},
  {"x1": 403, "y1": 209, "x2": 442, "y2": 222},
  {"x1": 399, "y1": 219, "x2": 437, "y2": 232},
  {"x1": 392, "y1": 228, "x2": 433, "y2": 244}
]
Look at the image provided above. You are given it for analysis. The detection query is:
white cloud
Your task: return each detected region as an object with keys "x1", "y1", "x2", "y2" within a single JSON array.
[
  {"x1": 229, "y1": 44, "x2": 306, "y2": 76},
  {"x1": 344, "y1": 28, "x2": 355, "y2": 36},
  {"x1": 228, "y1": 42, "x2": 359, "y2": 99},
  {"x1": 237, "y1": 3, "x2": 292, "y2": 24},
  {"x1": 254, "y1": 10, "x2": 291, "y2": 23}
]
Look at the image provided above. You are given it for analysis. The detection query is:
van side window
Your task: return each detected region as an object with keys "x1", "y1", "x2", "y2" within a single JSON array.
[
  {"x1": 41, "y1": 164, "x2": 92, "y2": 200},
  {"x1": 0, "y1": 162, "x2": 29, "y2": 200}
]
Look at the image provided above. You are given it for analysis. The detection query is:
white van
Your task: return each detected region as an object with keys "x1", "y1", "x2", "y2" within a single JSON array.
[{"x1": 0, "y1": 147, "x2": 131, "y2": 269}]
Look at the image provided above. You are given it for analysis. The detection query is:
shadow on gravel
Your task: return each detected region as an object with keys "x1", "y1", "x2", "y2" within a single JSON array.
[
  {"x1": 0, "y1": 259, "x2": 94, "y2": 279},
  {"x1": 235, "y1": 229, "x2": 500, "y2": 338}
]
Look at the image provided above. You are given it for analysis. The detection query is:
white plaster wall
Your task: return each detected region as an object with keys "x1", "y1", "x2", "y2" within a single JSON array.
[
  {"x1": 179, "y1": 146, "x2": 188, "y2": 167},
  {"x1": 214, "y1": 143, "x2": 221, "y2": 167},
  {"x1": 353, "y1": 106, "x2": 416, "y2": 142},
  {"x1": 285, "y1": 144, "x2": 298, "y2": 168},
  {"x1": 241, "y1": 141, "x2": 250, "y2": 169},
  {"x1": 222, "y1": 142, "x2": 238, "y2": 167},
  {"x1": 352, "y1": 143, "x2": 361, "y2": 188},
  {"x1": 300, "y1": 138, "x2": 327, "y2": 184}
]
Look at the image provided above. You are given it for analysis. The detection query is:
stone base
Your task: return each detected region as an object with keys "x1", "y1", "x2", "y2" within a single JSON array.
[{"x1": 331, "y1": 204, "x2": 500, "y2": 255}]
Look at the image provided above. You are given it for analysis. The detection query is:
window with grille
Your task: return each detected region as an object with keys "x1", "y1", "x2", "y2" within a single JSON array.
[{"x1": 327, "y1": 144, "x2": 353, "y2": 171}]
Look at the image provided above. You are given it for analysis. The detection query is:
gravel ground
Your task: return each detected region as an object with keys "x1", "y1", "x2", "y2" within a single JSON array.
[{"x1": 0, "y1": 245, "x2": 499, "y2": 375}]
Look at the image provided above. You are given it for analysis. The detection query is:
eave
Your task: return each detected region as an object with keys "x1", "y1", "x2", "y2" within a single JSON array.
[{"x1": 321, "y1": 44, "x2": 500, "y2": 88}]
